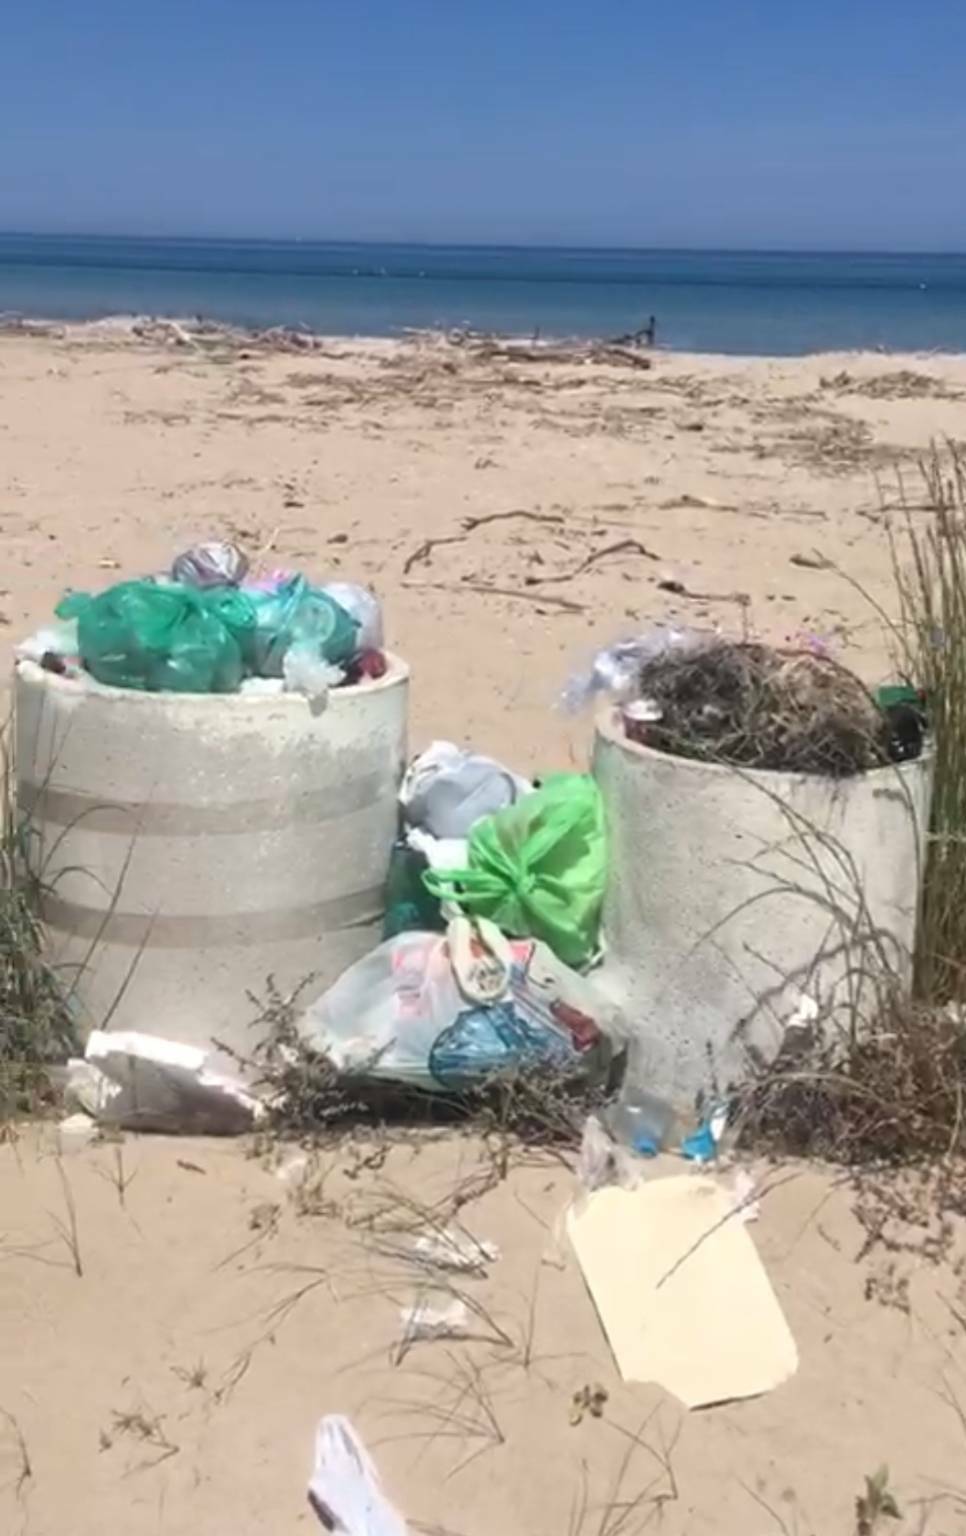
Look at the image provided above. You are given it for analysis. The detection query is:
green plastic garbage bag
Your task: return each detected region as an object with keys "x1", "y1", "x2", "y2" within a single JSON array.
[
  {"x1": 203, "y1": 585, "x2": 259, "y2": 669},
  {"x1": 249, "y1": 576, "x2": 359, "y2": 677},
  {"x1": 57, "y1": 580, "x2": 250, "y2": 693},
  {"x1": 423, "y1": 774, "x2": 606, "y2": 969}
]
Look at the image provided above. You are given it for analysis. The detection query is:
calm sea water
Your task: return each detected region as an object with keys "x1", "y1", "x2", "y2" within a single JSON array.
[{"x1": 1, "y1": 234, "x2": 965, "y2": 355}]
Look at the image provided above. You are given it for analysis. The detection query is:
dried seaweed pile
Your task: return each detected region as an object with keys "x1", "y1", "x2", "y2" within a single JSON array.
[{"x1": 634, "y1": 641, "x2": 891, "y2": 775}]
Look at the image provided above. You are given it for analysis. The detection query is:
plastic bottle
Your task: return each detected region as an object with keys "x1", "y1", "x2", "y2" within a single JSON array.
[{"x1": 605, "y1": 1089, "x2": 677, "y2": 1157}]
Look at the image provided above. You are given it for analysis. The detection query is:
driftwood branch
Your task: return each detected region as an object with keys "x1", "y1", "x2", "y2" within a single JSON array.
[
  {"x1": 446, "y1": 330, "x2": 652, "y2": 370},
  {"x1": 402, "y1": 508, "x2": 565, "y2": 576},
  {"x1": 526, "y1": 538, "x2": 660, "y2": 587},
  {"x1": 402, "y1": 580, "x2": 585, "y2": 613},
  {"x1": 657, "y1": 578, "x2": 750, "y2": 607},
  {"x1": 402, "y1": 534, "x2": 466, "y2": 577},
  {"x1": 461, "y1": 509, "x2": 564, "y2": 533}
]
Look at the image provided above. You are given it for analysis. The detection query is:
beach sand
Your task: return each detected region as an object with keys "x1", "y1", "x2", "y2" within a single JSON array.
[
  {"x1": 2, "y1": 325, "x2": 965, "y2": 766},
  {"x1": 2, "y1": 327, "x2": 966, "y2": 1534}
]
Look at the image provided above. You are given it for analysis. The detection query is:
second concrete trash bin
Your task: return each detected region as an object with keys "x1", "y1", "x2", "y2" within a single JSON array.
[{"x1": 593, "y1": 705, "x2": 932, "y2": 1106}]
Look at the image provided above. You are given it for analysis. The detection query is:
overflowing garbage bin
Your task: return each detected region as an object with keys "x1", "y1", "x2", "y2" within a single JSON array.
[{"x1": 14, "y1": 542, "x2": 408, "y2": 1069}]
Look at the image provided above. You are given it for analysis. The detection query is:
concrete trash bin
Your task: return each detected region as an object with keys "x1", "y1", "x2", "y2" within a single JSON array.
[
  {"x1": 592, "y1": 706, "x2": 933, "y2": 1106},
  {"x1": 15, "y1": 657, "x2": 409, "y2": 1064}
]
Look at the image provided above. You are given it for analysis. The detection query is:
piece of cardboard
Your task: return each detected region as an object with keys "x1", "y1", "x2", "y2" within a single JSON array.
[{"x1": 567, "y1": 1175, "x2": 797, "y2": 1409}]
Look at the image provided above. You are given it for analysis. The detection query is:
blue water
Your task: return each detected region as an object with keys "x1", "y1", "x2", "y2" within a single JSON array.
[{"x1": 1, "y1": 234, "x2": 965, "y2": 355}]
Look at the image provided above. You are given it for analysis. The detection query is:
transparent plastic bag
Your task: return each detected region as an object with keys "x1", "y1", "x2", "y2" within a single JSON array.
[
  {"x1": 321, "y1": 581, "x2": 384, "y2": 654},
  {"x1": 561, "y1": 628, "x2": 710, "y2": 714},
  {"x1": 249, "y1": 575, "x2": 359, "y2": 677}
]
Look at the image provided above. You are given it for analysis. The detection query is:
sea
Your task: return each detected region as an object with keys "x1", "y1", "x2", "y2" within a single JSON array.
[{"x1": 1, "y1": 234, "x2": 965, "y2": 356}]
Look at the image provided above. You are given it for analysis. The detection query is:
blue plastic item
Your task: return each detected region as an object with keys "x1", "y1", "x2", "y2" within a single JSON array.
[{"x1": 428, "y1": 1001, "x2": 578, "y2": 1088}]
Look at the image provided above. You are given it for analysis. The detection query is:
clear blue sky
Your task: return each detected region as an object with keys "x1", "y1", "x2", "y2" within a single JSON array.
[{"x1": 3, "y1": 0, "x2": 965, "y2": 249}]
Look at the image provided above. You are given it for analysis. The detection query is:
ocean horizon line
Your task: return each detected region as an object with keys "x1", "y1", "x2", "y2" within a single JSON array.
[{"x1": 2, "y1": 230, "x2": 966, "y2": 260}]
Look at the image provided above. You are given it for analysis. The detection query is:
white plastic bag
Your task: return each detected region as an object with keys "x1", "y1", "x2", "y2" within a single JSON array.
[
  {"x1": 299, "y1": 933, "x2": 620, "y2": 1091},
  {"x1": 321, "y1": 582, "x2": 384, "y2": 654},
  {"x1": 308, "y1": 1416, "x2": 407, "y2": 1536},
  {"x1": 282, "y1": 645, "x2": 344, "y2": 704},
  {"x1": 400, "y1": 740, "x2": 532, "y2": 840},
  {"x1": 15, "y1": 619, "x2": 80, "y2": 673}
]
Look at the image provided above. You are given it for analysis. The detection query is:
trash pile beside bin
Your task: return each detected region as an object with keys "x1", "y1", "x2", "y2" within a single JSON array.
[
  {"x1": 13, "y1": 583, "x2": 933, "y2": 1151},
  {"x1": 301, "y1": 761, "x2": 618, "y2": 1092}
]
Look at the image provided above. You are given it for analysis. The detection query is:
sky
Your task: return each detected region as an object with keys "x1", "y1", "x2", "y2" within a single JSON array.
[{"x1": 2, "y1": 0, "x2": 966, "y2": 249}]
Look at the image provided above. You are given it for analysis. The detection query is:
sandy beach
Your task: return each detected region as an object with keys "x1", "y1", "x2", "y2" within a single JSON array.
[
  {"x1": 3, "y1": 325, "x2": 965, "y2": 768},
  {"x1": 4, "y1": 327, "x2": 966, "y2": 1534}
]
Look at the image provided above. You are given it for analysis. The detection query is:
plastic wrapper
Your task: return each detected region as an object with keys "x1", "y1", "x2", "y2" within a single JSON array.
[
  {"x1": 308, "y1": 1417, "x2": 407, "y2": 1536},
  {"x1": 561, "y1": 628, "x2": 710, "y2": 714},
  {"x1": 171, "y1": 540, "x2": 249, "y2": 589},
  {"x1": 282, "y1": 646, "x2": 345, "y2": 703}
]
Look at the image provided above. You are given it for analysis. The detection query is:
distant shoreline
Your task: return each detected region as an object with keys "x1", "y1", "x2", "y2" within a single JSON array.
[
  {"x1": 2, "y1": 312, "x2": 966, "y2": 366},
  {"x1": 2, "y1": 236, "x2": 965, "y2": 355}
]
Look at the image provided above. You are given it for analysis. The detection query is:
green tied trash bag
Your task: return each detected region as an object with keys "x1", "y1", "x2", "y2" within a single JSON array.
[
  {"x1": 423, "y1": 774, "x2": 606, "y2": 969},
  {"x1": 57, "y1": 580, "x2": 254, "y2": 693}
]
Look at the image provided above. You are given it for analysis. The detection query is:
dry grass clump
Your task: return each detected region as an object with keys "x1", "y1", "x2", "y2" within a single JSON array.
[
  {"x1": 893, "y1": 443, "x2": 966, "y2": 1000},
  {"x1": 636, "y1": 641, "x2": 890, "y2": 776},
  {"x1": 737, "y1": 445, "x2": 966, "y2": 1224},
  {"x1": 235, "y1": 978, "x2": 608, "y2": 1159},
  {"x1": 0, "y1": 726, "x2": 76, "y2": 1118},
  {"x1": 737, "y1": 990, "x2": 966, "y2": 1167}
]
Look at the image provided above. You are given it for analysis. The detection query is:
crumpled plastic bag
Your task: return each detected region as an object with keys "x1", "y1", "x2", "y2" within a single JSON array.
[
  {"x1": 57, "y1": 579, "x2": 254, "y2": 693},
  {"x1": 15, "y1": 619, "x2": 81, "y2": 675},
  {"x1": 171, "y1": 540, "x2": 249, "y2": 589},
  {"x1": 322, "y1": 581, "x2": 384, "y2": 654},
  {"x1": 424, "y1": 774, "x2": 606, "y2": 969},
  {"x1": 400, "y1": 740, "x2": 532, "y2": 840},
  {"x1": 561, "y1": 628, "x2": 710, "y2": 714}
]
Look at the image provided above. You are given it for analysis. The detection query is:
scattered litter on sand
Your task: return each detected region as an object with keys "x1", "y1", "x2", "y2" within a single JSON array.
[
  {"x1": 398, "y1": 1295, "x2": 472, "y2": 1351},
  {"x1": 567, "y1": 1176, "x2": 798, "y2": 1408},
  {"x1": 67, "y1": 1031, "x2": 261, "y2": 1134},
  {"x1": 308, "y1": 1416, "x2": 407, "y2": 1536}
]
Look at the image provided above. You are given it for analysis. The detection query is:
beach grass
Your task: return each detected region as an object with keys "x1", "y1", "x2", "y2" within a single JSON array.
[{"x1": 0, "y1": 718, "x2": 76, "y2": 1118}]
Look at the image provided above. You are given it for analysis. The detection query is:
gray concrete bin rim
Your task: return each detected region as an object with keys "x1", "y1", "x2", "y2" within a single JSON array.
[
  {"x1": 15, "y1": 651, "x2": 410, "y2": 708},
  {"x1": 596, "y1": 703, "x2": 932, "y2": 788}
]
